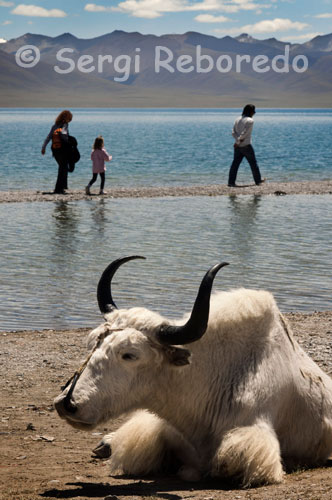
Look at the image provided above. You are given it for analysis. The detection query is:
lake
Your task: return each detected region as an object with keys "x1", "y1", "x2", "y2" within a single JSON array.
[
  {"x1": 0, "y1": 108, "x2": 331, "y2": 331},
  {"x1": 0, "y1": 108, "x2": 331, "y2": 191},
  {"x1": 0, "y1": 194, "x2": 331, "y2": 331}
]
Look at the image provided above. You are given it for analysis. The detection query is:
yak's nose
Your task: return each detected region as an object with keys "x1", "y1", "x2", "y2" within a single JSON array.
[
  {"x1": 54, "y1": 393, "x2": 77, "y2": 417},
  {"x1": 64, "y1": 399, "x2": 78, "y2": 414}
]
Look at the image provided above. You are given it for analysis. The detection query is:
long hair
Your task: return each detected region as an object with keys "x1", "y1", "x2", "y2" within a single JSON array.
[
  {"x1": 242, "y1": 104, "x2": 255, "y2": 117},
  {"x1": 93, "y1": 136, "x2": 104, "y2": 150},
  {"x1": 55, "y1": 110, "x2": 73, "y2": 125}
]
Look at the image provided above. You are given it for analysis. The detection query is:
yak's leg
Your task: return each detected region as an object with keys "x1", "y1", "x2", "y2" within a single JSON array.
[
  {"x1": 310, "y1": 417, "x2": 332, "y2": 465},
  {"x1": 283, "y1": 416, "x2": 332, "y2": 470},
  {"x1": 93, "y1": 432, "x2": 114, "y2": 458},
  {"x1": 211, "y1": 420, "x2": 284, "y2": 487},
  {"x1": 94, "y1": 410, "x2": 201, "y2": 480}
]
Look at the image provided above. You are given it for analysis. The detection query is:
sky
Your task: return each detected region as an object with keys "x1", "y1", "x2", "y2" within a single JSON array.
[{"x1": 0, "y1": 0, "x2": 332, "y2": 43}]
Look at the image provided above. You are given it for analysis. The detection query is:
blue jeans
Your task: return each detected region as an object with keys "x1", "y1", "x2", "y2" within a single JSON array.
[{"x1": 228, "y1": 145, "x2": 262, "y2": 185}]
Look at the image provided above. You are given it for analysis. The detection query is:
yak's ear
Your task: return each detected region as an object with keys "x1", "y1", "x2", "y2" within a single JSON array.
[{"x1": 163, "y1": 346, "x2": 191, "y2": 366}]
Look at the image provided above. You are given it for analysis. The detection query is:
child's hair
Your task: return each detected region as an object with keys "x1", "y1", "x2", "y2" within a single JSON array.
[{"x1": 93, "y1": 136, "x2": 104, "y2": 150}]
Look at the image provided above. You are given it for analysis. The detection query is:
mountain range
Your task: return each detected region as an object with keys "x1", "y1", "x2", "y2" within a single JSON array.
[{"x1": 1, "y1": 30, "x2": 332, "y2": 107}]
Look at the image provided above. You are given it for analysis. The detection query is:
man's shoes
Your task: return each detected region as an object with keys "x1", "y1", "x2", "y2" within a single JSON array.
[
  {"x1": 256, "y1": 178, "x2": 266, "y2": 186},
  {"x1": 228, "y1": 183, "x2": 237, "y2": 187},
  {"x1": 53, "y1": 190, "x2": 67, "y2": 194},
  {"x1": 85, "y1": 186, "x2": 91, "y2": 195},
  {"x1": 99, "y1": 190, "x2": 106, "y2": 195}
]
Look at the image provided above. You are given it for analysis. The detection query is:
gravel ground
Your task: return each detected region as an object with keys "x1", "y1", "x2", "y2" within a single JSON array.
[
  {"x1": 0, "y1": 180, "x2": 332, "y2": 203},
  {"x1": 1, "y1": 311, "x2": 332, "y2": 500}
]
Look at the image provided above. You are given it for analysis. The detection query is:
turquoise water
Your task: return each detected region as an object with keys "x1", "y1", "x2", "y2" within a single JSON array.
[
  {"x1": 0, "y1": 108, "x2": 331, "y2": 191},
  {"x1": 0, "y1": 109, "x2": 331, "y2": 331},
  {"x1": 0, "y1": 194, "x2": 331, "y2": 331}
]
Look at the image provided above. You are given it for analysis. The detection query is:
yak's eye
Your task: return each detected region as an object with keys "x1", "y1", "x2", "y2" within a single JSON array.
[{"x1": 121, "y1": 353, "x2": 137, "y2": 361}]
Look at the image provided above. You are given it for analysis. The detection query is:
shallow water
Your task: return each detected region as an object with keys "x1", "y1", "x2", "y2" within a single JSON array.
[
  {"x1": 0, "y1": 108, "x2": 331, "y2": 192},
  {"x1": 0, "y1": 194, "x2": 331, "y2": 331}
]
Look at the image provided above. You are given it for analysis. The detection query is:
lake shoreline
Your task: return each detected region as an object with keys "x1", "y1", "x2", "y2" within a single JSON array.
[{"x1": 0, "y1": 179, "x2": 332, "y2": 203}]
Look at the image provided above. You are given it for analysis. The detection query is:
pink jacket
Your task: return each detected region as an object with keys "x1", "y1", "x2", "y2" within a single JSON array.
[{"x1": 91, "y1": 148, "x2": 112, "y2": 173}]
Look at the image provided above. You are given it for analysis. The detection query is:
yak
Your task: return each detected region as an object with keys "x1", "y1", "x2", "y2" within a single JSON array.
[{"x1": 54, "y1": 256, "x2": 332, "y2": 487}]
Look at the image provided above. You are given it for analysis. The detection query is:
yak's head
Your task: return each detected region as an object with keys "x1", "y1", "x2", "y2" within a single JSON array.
[{"x1": 54, "y1": 256, "x2": 228, "y2": 430}]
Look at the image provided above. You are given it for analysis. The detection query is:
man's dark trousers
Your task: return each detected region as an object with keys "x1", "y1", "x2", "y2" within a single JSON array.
[{"x1": 228, "y1": 145, "x2": 262, "y2": 186}]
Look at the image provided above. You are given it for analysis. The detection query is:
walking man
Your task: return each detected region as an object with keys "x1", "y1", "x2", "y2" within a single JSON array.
[{"x1": 228, "y1": 104, "x2": 265, "y2": 187}]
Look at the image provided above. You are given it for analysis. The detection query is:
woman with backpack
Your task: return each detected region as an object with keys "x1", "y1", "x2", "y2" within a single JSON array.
[{"x1": 41, "y1": 110, "x2": 73, "y2": 194}]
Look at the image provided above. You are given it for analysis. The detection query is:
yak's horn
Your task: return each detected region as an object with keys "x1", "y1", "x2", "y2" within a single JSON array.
[
  {"x1": 97, "y1": 256, "x2": 146, "y2": 314},
  {"x1": 157, "y1": 262, "x2": 229, "y2": 345}
]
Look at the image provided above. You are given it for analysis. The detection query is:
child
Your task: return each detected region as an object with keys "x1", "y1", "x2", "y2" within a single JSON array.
[{"x1": 86, "y1": 136, "x2": 112, "y2": 195}]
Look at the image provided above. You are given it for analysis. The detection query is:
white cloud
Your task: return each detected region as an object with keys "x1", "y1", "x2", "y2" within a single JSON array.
[
  {"x1": 229, "y1": 0, "x2": 271, "y2": 11},
  {"x1": 84, "y1": 3, "x2": 113, "y2": 12},
  {"x1": 247, "y1": 18, "x2": 309, "y2": 33},
  {"x1": 85, "y1": 0, "x2": 272, "y2": 19},
  {"x1": 11, "y1": 4, "x2": 67, "y2": 17},
  {"x1": 214, "y1": 17, "x2": 309, "y2": 34},
  {"x1": 195, "y1": 13, "x2": 230, "y2": 22},
  {"x1": 315, "y1": 12, "x2": 332, "y2": 18},
  {"x1": 280, "y1": 32, "x2": 323, "y2": 41},
  {"x1": 2, "y1": 19, "x2": 12, "y2": 24},
  {"x1": 0, "y1": 1, "x2": 14, "y2": 6}
]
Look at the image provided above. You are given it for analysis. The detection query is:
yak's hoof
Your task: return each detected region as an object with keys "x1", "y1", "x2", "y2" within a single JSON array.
[{"x1": 92, "y1": 440, "x2": 112, "y2": 458}]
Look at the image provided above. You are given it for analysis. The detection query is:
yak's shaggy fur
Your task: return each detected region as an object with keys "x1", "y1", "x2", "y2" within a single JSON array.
[{"x1": 55, "y1": 288, "x2": 332, "y2": 487}]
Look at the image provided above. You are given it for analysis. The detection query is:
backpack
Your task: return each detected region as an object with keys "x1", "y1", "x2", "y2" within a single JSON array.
[
  {"x1": 67, "y1": 135, "x2": 80, "y2": 173},
  {"x1": 52, "y1": 127, "x2": 63, "y2": 149}
]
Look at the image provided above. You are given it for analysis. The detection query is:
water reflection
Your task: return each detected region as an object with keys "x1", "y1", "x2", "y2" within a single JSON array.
[
  {"x1": 227, "y1": 195, "x2": 261, "y2": 262},
  {"x1": 89, "y1": 199, "x2": 107, "y2": 235},
  {"x1": 228, "y1": 194, "x2": 261, "y2": 221},
  {"x1": 51, "y1": 201, "x2": 80, "y2": 254},
  {"x1": 0, "y1": 195, "x2": 331, "y2": 331},
  {"x1": 47, "y1": 202, "x2": 82, "y2": 328}
]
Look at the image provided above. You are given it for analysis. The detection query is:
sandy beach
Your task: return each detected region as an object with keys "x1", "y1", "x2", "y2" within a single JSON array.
[
  {"x1": 0, "y1": 179, "x2": 331, "y2": 203},
  {"x1": 1, "y1": 311, "x2": 332, "y2": 500}
]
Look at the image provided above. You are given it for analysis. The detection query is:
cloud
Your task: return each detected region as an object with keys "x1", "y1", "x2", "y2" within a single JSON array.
[
  {"x1": 2, "y1": 19, "x2": 12, "y2": 24},
  {"x1": 228, "y1": 0, "x2": 271, "y2": 11},
  {"x1": 0, "y1": 1, "x2": 14, "y2": 6},
  {"x1": 315, "y1": 12, "x2": 332, "y2": 18},
  {"x1": 0, "y1": 37, "x2": 7, "y2": 42},
  {"x1": 245, "y1": 18, "x2": 309, "y2": 33},
  {"x1": 11, "y1": 4, "x2": 67, "y2": 17},
  {"x1": 84, "y1": 3, "x2": 113, "y2": 12},
  {"x1": 214, "y1": 17, "x2": 309, "y2": 34},
  {"x1": 195, "y1": 13, "x2": 230, "y2": 22},
  {"x1": 84, "y1": 0, "x2": 271, "y2": 19},
  {"x1": 280, "y1": 32, "x2": 323, "y2": 41}
]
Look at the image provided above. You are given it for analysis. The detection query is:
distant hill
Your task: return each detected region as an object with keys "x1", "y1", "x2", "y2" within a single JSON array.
[{"x1": 1, "y1": 30, "x2": 331, "y2": 107}]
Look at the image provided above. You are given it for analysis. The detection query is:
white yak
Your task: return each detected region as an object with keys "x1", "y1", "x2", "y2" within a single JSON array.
[{"x1": 54, "y1": 256, "x2": 332, "y2": 487}]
